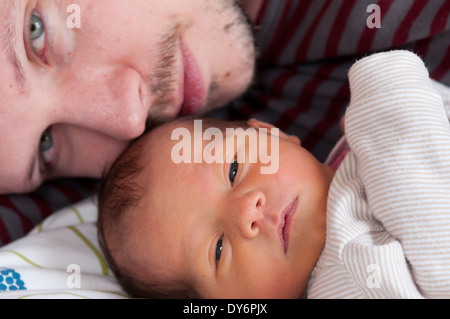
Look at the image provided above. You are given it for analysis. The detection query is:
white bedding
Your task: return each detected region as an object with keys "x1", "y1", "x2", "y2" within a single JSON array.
[{"x1": 0, "y1": 196, "x2": 126, "y2": 299}]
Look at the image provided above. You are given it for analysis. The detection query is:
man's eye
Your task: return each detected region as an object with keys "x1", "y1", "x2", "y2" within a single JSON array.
[
  {"x1": 39, "y1": 129, "x2": 56, "y2": 169},
  {"x1": 215, "y1": 236, "x2": 223, "y2": 265},
  {"x1": 40, "y1": 128, "x2": 54, "y2": 164},
  {"x1": 40, "y1": 129, "x2": 53, "y2": 153},
  {"x1": 229, "y1": 160, "x2": 238, "y2": 186},
  {"x1": 30, "y1": 13, "x2": 45, "y2": 40},
  {"x1": 28, "y1": 10, "x2": 46, "y2": 62}
]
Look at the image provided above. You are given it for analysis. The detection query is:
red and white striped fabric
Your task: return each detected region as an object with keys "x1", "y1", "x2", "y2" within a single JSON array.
[
  {"x1": 211, "y1": 0, "x2": 450, "y2": 161},
  {"x1": 0, "y1": 179, "x2": 97, "y2": 247}
]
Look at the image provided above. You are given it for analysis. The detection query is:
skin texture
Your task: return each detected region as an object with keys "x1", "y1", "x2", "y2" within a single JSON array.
[
  {"x1": 0, "y1": 0, "x2": 257, "y2": 193},
  {"x1": 109, "y1": 119, "x2": 334, "y2": 298}
]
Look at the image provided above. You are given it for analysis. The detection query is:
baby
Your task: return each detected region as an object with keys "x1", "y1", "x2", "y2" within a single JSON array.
[
  {"x1": 98, "y1": 51, "x2": 450, "y2": 299},
  {"x1": 98, "y1": 115, "x2": 334, "y2": 299}
]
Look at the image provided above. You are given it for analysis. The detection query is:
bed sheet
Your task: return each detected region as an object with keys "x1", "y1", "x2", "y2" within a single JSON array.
[{"x1": 0, "y1": 195, "x2": 127, "y2": 299}]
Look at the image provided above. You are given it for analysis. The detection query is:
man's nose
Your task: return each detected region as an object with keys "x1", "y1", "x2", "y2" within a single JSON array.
[
  {"x1": 59, "y1": 65, "x2": 148, "y2": 141},
  {"x1": 234, "y1": 190, "x2": 266, "y2": 239}
]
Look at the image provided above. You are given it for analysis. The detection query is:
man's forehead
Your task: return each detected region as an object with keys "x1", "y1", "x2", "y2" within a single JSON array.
[
  {"x1": 0, "y1": 0, "x2": 29, "y2": 95},
  {"x1": 0, "y1": 0, "x2": 16, "y2": 64},
  {"x1": 0, "y1": 0, "x2": 15, "y2": 20}
]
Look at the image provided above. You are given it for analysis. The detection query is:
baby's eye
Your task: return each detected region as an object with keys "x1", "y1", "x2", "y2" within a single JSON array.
[
  {"x1": 215, "y1": 236, "x2": 223, "y2": 265},
  {"x1": 229, "y1": 159, "x2": 238, "y2": 186}
]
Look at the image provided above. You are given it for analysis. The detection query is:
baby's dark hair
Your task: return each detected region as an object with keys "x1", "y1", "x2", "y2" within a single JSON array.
[{"x1": 97, "y1": 119, "x2": 201, "y2": 299}]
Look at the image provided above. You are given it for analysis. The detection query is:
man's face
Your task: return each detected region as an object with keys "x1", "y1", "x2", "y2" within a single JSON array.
[{"x1": 0, "y1": 0, "x2": 256, "y2": 193}]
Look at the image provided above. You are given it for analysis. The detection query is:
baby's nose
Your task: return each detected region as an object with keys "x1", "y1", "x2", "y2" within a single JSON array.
[{"x1": 235, "y1": 190, "x2": 266, "y2": 239}]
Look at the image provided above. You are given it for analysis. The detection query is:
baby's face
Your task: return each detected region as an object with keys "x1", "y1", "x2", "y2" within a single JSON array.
[{"x1": 133, "y1": 119, "x2": 334, "y2": 298}]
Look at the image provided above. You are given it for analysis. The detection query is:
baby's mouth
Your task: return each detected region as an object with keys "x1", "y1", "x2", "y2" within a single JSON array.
[{"x1": 278, "y1": 197, "x2": 298, "y2": 254}]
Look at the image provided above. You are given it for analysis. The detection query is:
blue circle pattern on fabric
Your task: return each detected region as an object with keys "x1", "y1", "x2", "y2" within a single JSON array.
[{"x1": 0, "y1": 269, "x2": 27, "y2": 291}]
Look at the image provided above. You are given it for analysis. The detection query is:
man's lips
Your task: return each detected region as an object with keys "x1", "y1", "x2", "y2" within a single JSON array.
[
  {"x1": 179, "y1": 41, "x2": 206, "y2": 116},
  {"x1": 278, "y1": 197, "x2": 299, "y2": 254}
]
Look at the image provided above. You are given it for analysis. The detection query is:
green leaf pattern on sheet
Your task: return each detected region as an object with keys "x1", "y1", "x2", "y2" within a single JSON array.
[
  {"x1": 0, "y1": 250, "x2": 43, "y2": 268},
  {"x1": 68, "y1": 225, "x2": 109, "y2": 276},
  {"x1": 0, "y1": 198, "x2": 127, "y2": 298}
]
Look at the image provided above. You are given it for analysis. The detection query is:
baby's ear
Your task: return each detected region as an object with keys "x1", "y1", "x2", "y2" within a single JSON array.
[{"x1": 247, "y1": 118, "x2": 301, "y2": 145}]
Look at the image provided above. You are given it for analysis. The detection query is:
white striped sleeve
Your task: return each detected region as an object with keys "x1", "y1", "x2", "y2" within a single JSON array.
[
  {"x1": 309, "y1": 50, "x2": 450, "y2": 299},
  {"x1": 344, "y1": 50, "x2": 450, "y2": 298}
]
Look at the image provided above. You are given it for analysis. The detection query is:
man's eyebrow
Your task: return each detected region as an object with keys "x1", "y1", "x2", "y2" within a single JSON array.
[{"x1": 0, "y1": 0, "x2": 29, "y2": 93}]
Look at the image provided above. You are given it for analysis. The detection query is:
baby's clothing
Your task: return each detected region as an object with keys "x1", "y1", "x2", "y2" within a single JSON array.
[
  {"x1": 326, "y1": 136, "x2": 349, "y2": 172},
  {"x1": 308, "y1": 50, "x2": 450, "y2": 298}
]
